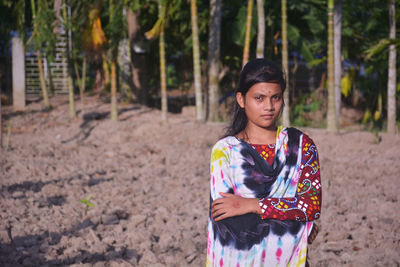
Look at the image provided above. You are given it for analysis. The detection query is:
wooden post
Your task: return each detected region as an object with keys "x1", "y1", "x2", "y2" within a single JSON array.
[{"x1": 12, "y1": 36, "x2": 26, "y2": 110}]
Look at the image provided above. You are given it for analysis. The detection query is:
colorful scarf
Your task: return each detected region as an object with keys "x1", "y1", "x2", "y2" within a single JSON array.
[{"x1": 207, "y1": 127, "x2": 313, "y2": 267}]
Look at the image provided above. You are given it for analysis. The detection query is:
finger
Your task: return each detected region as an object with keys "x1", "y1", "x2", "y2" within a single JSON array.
[
  {"x1": 211, "y1": 205, "x2": 226, "y2": 217},
  {"x1": 211, "y1": 199, "x2": 226, "y2": 208},
  {"x1": 212, "y1": 208, "x2": 226, "y2": 219},
  {"x1": 211, "y1": 204, "x2": 222, "y2": 216},
  {"x1": 214, "y1": 209, "x2": 236, "y2": 221},
  {"x1": 211, "y1": 199, "x2": 222, "y2": 208},
  {"x1": 214, "y1": 212, "x2": 228, "y2": 221}
]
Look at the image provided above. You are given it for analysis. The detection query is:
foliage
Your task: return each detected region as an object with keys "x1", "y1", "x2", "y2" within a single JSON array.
[
  {"x1": 27, "y1": 0, "x2": 57, "y2": 62},
  {"x1": 364, "y1": 38, "x2": 400, "y2": 61},
  {"x1": 231, "y1": 3, "x2": 257, "y2": 47},
  {"x1": 82, "y1": 8, "x2": 107, "y2": 53},
  {"x1": 291, "y1": 93, "x2": 324, "y2": 127},
  {"x1": 105, "y1": 0, "x2": 126, "y2": 58},
  {"x1": 0, "y1": 0, "x2": 25, "y2": 39},
  {"x1": 341, "y1": 67, "x2": 355, "y2": 98},
  {"x1": 80, "y1": 195, "x2": 95, "y2": 216},
  {"x1": 0, "y1": 0, "x2": 398, "y2": 129}
]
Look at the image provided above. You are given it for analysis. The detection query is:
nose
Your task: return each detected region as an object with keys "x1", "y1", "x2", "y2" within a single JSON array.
[{"x1": 264, "y1": 98, "x2": 274, "y2": 111}]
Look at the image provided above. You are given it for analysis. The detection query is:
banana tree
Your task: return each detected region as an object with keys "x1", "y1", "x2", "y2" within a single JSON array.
[{"x1": 82, "y1": 6, "x2": 107, "y2": 93}]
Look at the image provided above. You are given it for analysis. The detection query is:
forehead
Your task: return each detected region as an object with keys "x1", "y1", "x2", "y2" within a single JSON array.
[{"x1": 247, "y1": 82, "x2": 282, "y2": 95}]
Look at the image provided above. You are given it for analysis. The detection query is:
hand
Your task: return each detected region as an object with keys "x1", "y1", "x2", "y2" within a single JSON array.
[
  {"x1": 211, "y1": 192, "x2": 260, "y2": 221},
  {"x1": 308, "y1": 223, "x2": 319, "y2": 244}
]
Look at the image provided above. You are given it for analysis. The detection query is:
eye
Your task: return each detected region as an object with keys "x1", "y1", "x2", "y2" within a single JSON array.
[
  {"x1": 255, "y1": 96, "x2": 263, "y2": 101},
  {"x1": 272, "y1": 95, "x2": 282, "y2": 101}
]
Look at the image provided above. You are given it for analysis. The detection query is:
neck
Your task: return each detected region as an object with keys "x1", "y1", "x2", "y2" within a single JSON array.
[{"x1": 240, "y1": 122, "x2": 278, "y2": 144}]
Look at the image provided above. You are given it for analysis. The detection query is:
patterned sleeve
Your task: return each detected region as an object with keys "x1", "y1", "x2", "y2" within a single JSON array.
[
  {"x1": 209, "y1": 140, "x2": 234, "y2": 201},
  {"x1": 258, "y1": 135, "x2": 321, "y2": 222}
]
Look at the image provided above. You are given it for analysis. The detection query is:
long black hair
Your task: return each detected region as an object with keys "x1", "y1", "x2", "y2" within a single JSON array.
[{"x1": 223, "y1": 59, "x2": 286, "y2": 138}]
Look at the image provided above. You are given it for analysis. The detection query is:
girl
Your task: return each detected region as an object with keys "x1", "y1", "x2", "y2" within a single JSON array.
[{"x1": 207, "y1": 59, "x2": 321, "y2": 267}]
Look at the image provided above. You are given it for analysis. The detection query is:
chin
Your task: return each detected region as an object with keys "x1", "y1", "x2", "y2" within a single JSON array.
[{"x1": 258, "y1": 123, "x2": 276, "y2": 130}]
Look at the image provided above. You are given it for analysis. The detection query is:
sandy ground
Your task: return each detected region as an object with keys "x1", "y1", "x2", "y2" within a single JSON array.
[{"x1": 0, "y1": 96, "x2": 399, "y2": 266}]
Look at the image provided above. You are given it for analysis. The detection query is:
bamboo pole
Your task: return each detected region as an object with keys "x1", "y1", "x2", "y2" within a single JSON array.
[
  {"x1": 191, "y1": 0, "x2": 203, "y2": 121},
  {"x1": 242, "y1": 0, "x2": 253, "y2": 67}
]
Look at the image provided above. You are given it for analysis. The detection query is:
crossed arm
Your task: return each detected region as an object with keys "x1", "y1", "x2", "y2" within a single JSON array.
[{"x1": 212, "y1": 135, "x2": 321, "y2": 223}]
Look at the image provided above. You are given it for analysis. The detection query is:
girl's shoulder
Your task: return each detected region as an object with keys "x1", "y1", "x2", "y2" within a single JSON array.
[
  {"x1": 211, "y1": 136, "x2": 241, "y2": 151},
  {"x1": 284, "y1": 127, "x2": 316, "y2": 145}
]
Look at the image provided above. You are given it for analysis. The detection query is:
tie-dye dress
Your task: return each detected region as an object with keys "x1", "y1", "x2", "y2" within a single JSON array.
[{"x1": 207, "y1": 127, "x2": 321, "y2": 267}]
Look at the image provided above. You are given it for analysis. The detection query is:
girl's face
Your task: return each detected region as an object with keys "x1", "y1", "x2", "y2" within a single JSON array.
[{"x1": 236, "y1": 82, "x2": 283, "y2": 131}]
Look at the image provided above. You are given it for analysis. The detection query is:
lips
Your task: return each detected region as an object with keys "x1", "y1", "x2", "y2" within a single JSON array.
[{"x1": 261, "y1": 114, "x2": 274, "y2": 119}]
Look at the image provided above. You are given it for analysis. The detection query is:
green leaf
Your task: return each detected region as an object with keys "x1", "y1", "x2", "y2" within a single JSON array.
[
  {"x1": 287, "y1": 24, "x2": 300, "y2": 45},
  {"x1": 300, "y1": 41, "x2": 314, "y2": 63},
  {"x1": 231, "y1": 4, "x2": 257, "y2": 47},
  {"x1": 308, "y1": 57, "x2": 326, "y2": 68},
  {"x1": 364, "y1": 38, "x2": 399, "y2": 61}
]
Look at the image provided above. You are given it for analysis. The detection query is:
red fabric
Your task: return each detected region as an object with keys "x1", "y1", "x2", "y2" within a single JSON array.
[{"x1": 251, "y1": 134, "x2": 321, "y2": 222}]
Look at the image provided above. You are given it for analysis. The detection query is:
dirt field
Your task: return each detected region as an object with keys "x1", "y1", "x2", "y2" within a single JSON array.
[{"x1": 1, "y1": 96, "x2": 399, "y2": 266}]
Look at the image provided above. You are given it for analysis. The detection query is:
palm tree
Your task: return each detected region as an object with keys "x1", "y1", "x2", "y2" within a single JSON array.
[
  {"x1": 207, "y1": 0, "x2": 222, "y2": 122},
  {"x1": 190, "y1": 0, "x2": 203, "y2": 121},
  {"x1": 256, "y1": 0, "x2": 265, "y2": 58},
  {"x1": 242, "y1": 0, "x2": 253, "y2": 67},
  {"x1": 281, "y1": 0, "x2": 289, "y2": 126},
  {"x1": 327, "y1": 0, "x2": 338, "y2": 132},
  {"x1": 387, "y1": 0, "x2": 396, "y2": 134},
  {"x1": 334, "y1": 0, "x2": 341, "y2": 129}
]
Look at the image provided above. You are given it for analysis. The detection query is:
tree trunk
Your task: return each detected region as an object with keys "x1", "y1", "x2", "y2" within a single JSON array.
[
  {"x1": 63, "y1": 2, "x2": 76, "y2": 119},
  {"x1": 159, "y1": 0, "x2": 168, "y2": 123},
  {"x1": 256, "y1": 0, "x2": 265, "y2": 58},
  {"x1": 127, "y1": 8, "x2": 147, "y2": 104},
  {"x1": 37, "y1": 50, "x2": 50, "y2": 109},
  {"x1": 118, "y1": 37, "x2": 132, "y2": 101},
  {"x1": 80, "y1": 56, "x2": 86, "y2": 112},
  {"x1": 111, "y1": 60, "x2": 118, "y2": 121},
  {"x1": 327, "y1": 0, "x2": 337, "y2": 132},
  {"x1": 102, "y1": 55, "x2": 110, "y2": 91},
  {"x1": 207, "y1": 0, "x2": 222, "y2": 122},
  {"x1": 281, "y1": 0, "x2": 289, "y2": 126},
  {"x1": 31, "y1": 0, "x2": 50, "y2": 109},
  {"x1": 242, "y1": 0, "x2": 253, "y2": 67},
  {"x1": 67, "y1": 75, "x2": 76, "y2": 119},
  {"x1": 191, "y1": 0, "x2": 203, "y2": 121},
  {"x1": 118, "y1": 7, "x2": 132, "y2": 102},
  {"x1": 387, "y1": 0, "x2": 397, "y2": 134},
  {"x1": 334, "y1": 0, "x2": 342, "y2": 129}
]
